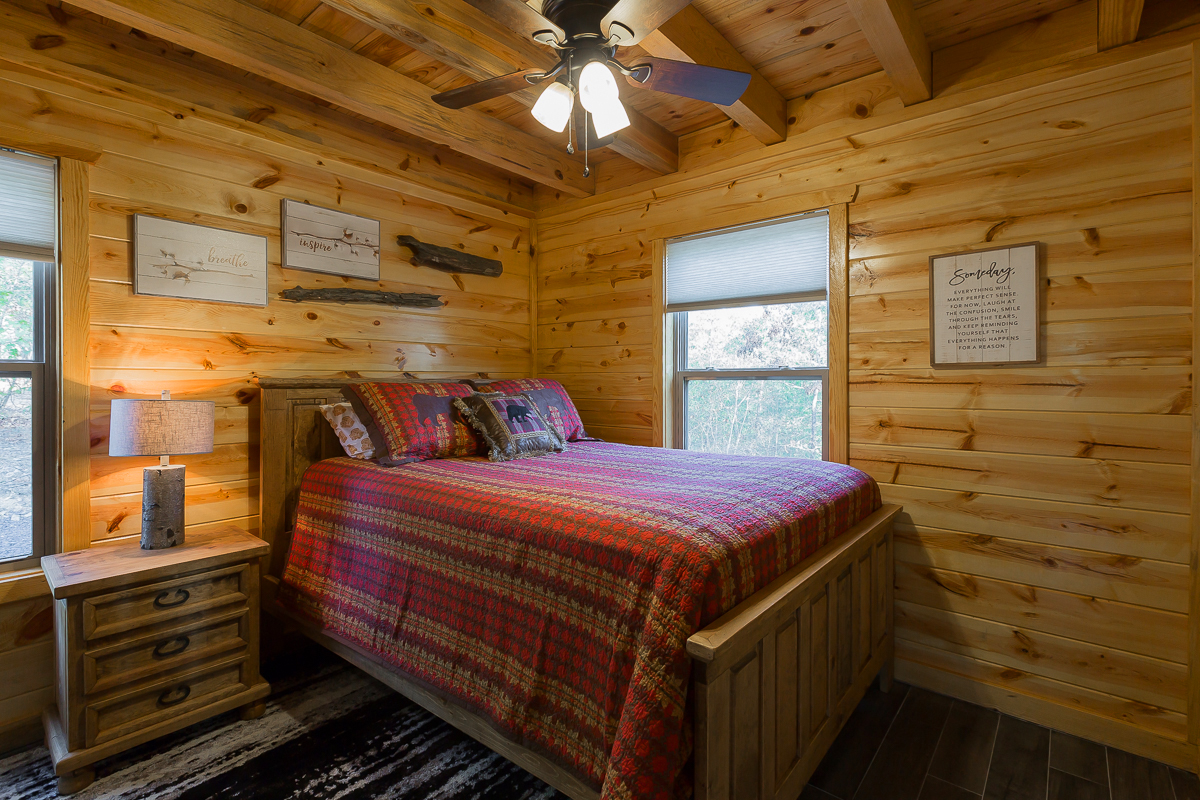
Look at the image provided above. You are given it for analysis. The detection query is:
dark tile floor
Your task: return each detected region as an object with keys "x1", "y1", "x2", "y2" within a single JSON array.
[{"x1": 801, "y1": 682, "x2": 1200, "y2": 800}]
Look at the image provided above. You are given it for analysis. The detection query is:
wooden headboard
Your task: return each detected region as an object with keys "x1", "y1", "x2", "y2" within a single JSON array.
[{"x1": 257, "y1": 378, "x2": 356, "y2": 580}]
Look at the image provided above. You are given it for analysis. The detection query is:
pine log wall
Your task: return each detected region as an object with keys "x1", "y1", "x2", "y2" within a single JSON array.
[
  {"x1": 0, "y1": 0, "x2": 534, "y2": 747},
  {"x1": 536, "y1": 35, "x2": 1198, "y2": 768}
]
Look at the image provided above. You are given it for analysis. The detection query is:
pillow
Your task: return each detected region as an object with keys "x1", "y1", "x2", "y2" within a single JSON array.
[
  {"x1": 454, "y1": 393, "x2": 566, "y2": 462},
  {"x1": 469, "y1": 378, "x2": 591, "y2": 442},
  {"x1": 319, "y1": 402, "x2": 375, "y2": 460},
  {"x1": 346, "y1": 381, "x2": 481, "y2": 465}
]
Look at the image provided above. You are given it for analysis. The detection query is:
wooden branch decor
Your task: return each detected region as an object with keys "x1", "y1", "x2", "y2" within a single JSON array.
[
  {"x1": 397, "y1": 235, "x2": 503, "y2": 277},
  {"x1": 278, "y1": 286, "x2": 443, "y2": 308}
]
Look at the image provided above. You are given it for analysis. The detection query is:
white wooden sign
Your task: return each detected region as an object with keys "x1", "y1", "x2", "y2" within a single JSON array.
[
  {"x1": 133, "y1": 215, "x2": 268, "y2": 306},
  {"x1": 281, "y1": 199, "x2": 380, "y2": 280},
  {"x1": 930, "y1": 243, "x2": 1040, "y2": 367}
]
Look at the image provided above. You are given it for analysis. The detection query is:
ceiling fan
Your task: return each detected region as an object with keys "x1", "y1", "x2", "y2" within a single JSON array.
[{"x1": 432, "y1": 0, "x2": 753, "y2": 147}]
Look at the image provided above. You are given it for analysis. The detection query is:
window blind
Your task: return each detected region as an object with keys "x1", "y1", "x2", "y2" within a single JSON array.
[
  {"x1": 0, "y1": 149, "x2": 56, "y2": 262},
  {"x1": 665, "y1": 211, "x2": 829, "y2": 311}
]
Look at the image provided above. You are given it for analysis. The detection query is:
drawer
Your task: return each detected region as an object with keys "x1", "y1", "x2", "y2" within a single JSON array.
[
  {"x1": 83, "y1": 608, "x2": 249, "y2": 695},
  {"x1": 83, "y1": 565, "x2": 248, "y2": 643},
  {"x1": 85, "y1": 657, "x2": 249, "y2": 748}
]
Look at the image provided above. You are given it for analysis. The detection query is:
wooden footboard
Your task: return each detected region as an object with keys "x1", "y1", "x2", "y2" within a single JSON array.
[{"x1": 688, "y1": 504, "x2": 899, "y2": 800}]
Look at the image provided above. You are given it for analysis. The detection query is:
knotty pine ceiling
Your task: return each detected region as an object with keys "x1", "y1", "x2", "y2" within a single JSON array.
[{"x1": 53, "y1": 0, "x2": 1105, "y2": 188}]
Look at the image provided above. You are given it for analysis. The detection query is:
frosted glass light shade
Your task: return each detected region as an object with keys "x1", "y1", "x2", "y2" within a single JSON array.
[
  {"x1": 578, "y1": 61, "x2": 630, "y2": 137},
  {"x1": 532, "y1": 81, "x2": 574, "y2": 133},
  {"x1": 591, "y1": 100, "x2": 631, "y2": 137},
  {"x1": 578, "y1": 61, "x2": 618, "y2": 113},
  {"x1": 109, "y1": 399, "x2": 215, "y2": 456}
]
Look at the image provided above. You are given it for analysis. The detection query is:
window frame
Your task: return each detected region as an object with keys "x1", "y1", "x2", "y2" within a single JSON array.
[
  {"x1": 670, "y1": 300, "x2": 830, "y2": 460},
  {"x1": 0, "y1": 258, "x2": 59, "y2": 572},
  {"x1": 0, "y1": 146, "x2": 62, "y2": 572},
  {"x1": 663, "y1": 204, "x2": 849, "y2": 462}
]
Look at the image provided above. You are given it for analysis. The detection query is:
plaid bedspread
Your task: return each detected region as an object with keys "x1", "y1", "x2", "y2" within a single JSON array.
[{"x1": 279, "y1": 442, "x2": 880, "y2": 800}]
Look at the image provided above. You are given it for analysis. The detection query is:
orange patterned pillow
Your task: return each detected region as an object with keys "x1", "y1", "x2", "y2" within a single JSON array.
[{"x1": 319, "y1": 402, "x2": 376, "y2": 460}]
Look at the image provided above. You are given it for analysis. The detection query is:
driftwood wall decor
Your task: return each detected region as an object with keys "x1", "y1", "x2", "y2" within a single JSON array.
[
  {"x1": 397, "y1": 234, "x2": 503, "y2": 277},
  {"x1": 278, "y1": 286, "x2": 444, "y2": 308}
]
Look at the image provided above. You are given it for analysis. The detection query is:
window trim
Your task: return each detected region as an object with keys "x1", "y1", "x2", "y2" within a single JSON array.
[{"x1": 0, "y1": 146, "x2": 93, "y2": 597}]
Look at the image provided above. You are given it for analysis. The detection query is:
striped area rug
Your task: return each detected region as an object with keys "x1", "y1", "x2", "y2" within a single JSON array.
[{"x1": 1, "y1": 655, "x2": 567, "y2": 799}]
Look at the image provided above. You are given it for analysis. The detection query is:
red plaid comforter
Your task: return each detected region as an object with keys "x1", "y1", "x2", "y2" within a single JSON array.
[{"x1": 279, "y1": 442, "x2": 880, "y2": 799}]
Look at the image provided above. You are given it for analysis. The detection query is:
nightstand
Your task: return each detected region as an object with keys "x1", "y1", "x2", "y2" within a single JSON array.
[{"x1": 40, "y1": 527, "x2": 271, "y2": 795}]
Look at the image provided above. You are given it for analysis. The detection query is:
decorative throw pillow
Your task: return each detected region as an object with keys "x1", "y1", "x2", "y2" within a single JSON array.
[
  {"x1": 345, "y1": 381, "x2": 481, "y2": 465},
  {"x1": 319, "y1": 402, "x2": 375, "y2": 460},
  {"x1": 454, "y1": 393, "x2": 566, "y2": 462},
  {"x1": 467, "y1": 378, "x2": 591, "y2": 442}
]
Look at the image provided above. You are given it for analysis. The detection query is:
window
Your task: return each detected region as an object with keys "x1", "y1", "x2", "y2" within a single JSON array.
[
  {"x1": 668, "y1": 212, "x2": 830, "y2": 459},
  {"x1": 0, "y1": 150, "x2": 57, "y2": 570}
]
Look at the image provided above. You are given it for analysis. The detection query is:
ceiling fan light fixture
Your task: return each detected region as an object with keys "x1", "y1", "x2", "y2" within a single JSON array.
[{"x1": 532, "y1": 80, "x2": 575, "y2": 133}]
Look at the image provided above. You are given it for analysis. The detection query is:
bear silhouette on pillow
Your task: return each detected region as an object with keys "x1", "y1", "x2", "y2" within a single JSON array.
[{"x1": 411, "y1": 393, "x2": 454, "y2": 427}]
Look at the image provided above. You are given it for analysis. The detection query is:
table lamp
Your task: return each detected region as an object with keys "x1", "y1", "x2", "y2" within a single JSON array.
[{"x1": 108, "y1": 391, "x2": 215, "y2": 550}]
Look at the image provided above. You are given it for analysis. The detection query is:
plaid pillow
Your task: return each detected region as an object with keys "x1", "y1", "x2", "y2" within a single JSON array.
[
  {"x1": 346, "y1": 381, "x2": 481, "y2": 464},
  {"x1": 319, "y1": 402, "x2": 375, "y2": 460},
  {"x1": 454, "y1": 393, "x2": 566, "y2": 462},
  {"x1": 473, "y1": 378, "x2": 591, "y2": 442}
]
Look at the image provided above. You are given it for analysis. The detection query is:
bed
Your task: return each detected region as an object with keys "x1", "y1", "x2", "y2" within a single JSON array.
[{"x1": 256, "y1": 377, "x2": 899, "y2": 800}]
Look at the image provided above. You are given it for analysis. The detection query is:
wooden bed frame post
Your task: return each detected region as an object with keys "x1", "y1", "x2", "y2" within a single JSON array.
[{"x1": 256, "y1": 377, "x2": 899, "y2": 800}]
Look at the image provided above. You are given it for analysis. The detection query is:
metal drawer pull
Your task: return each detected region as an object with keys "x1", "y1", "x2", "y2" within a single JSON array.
[
  {"x1": 152, "y1": 636, "x2": 190, "y2": 658},
  {"x1": 156, "y1": 685, "x2": 191, "y2": 708},
  {"x1": 153, "y1": 588, "x2": 190, "y2": 609}
]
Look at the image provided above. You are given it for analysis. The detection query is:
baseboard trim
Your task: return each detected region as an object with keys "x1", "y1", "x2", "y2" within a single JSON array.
[
  {"x1": 896, "y1": 657, "x2": 1199, "y2": 774},
  {"x1": 0, "y1": 713, "x2": 44, "y2": 757}
]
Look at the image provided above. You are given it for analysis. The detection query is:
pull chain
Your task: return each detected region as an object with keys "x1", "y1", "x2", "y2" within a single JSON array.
[{"x1": 583, "y1": 112, "x2": 590, "y2": 177}]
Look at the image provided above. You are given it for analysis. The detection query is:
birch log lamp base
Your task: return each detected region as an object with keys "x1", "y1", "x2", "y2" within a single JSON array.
[{"x1": 108, "y1": 391, "x2": 215, "y2": 549}]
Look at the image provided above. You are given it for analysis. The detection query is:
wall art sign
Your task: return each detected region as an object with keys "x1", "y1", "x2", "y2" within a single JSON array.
[
  {"x1": 133, "y1": 215, "x2": 268, "y2": 306},
  {"x1": 929, "y1": 242, "x2": 1040, "y2": 367},
  {"x1": 282, "y1": 199, "x2": 380, "y2": 280}
]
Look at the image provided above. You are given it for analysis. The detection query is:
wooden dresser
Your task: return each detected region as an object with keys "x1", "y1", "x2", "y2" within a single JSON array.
[{"x1": 40, "y1": 527, "x2": 271, "y2": 795}]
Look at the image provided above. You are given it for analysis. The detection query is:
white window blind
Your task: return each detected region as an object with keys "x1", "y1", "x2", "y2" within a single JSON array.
[
  {"x1": 665, "y1": 212, "x2": 829, "y2": 311},
  {"x1": 0, "y1": 149, "x2": 56, "y2": 262}
]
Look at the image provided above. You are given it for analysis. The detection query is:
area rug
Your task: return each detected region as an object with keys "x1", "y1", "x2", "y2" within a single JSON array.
[{"x1": 1, "y1": 654, "x2": 567, "y2": 799}]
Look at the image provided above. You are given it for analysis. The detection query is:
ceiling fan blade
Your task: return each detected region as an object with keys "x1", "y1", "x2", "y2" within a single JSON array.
[
  {"x1": 602, "y1": 0, "x2": 691, "y2": 46},
  {"x1": 463, "y1": 0, "x2": 565, "y2": 43},
  {"x1": 624, "y1": 57, "x2": 752, "y2": 106},
  {"x1": 432, "y1": 68, "x2": 547, "y2": 109}
]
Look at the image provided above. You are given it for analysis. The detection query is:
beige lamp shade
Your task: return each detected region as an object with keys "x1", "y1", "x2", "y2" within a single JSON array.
[{"x1": 108, "y1": 399, "x2": 215, "y2": 457}]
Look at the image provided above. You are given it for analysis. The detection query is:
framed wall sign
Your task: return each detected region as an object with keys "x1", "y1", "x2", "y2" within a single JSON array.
[
  {"x1": 133, "y1": 215, "x2": 268, "y2": 306},
  {"x1": 281, "y1": 199, "x2": 380, "y2": 280},
  {"x1": 929, "y1": 242, "x2": 1040, "y2": 367}
]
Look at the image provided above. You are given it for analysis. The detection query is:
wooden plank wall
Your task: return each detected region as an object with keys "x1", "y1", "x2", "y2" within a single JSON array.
[
  {"x1": 536, "y1": 39, "x2": 1196, "y2": 767},
  {"x1": 0, "y1": 0, "x2": 534, "y2": 745}
]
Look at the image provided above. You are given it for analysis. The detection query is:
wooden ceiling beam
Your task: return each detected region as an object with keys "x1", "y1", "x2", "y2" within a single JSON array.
[
  {"x1": 843, "y1": 0, "x2": 932, "y2": 105},
  {"x1": 321, "y1": 0, "x2": 678, "y2": 174},
  {"x1": 67, "y1": 0, "x2": 594, "y2": 196},
  {"x1": 639, "y1": 5, "x2": 788, "y2": 145},
  {"x1": 1098, "y1": 0, "x2": 1146, "y2": 50}
]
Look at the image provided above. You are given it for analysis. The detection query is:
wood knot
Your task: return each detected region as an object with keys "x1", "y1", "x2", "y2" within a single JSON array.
[{"x1": 31, "y1": 34, "x2": 65, "y2": 50}]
